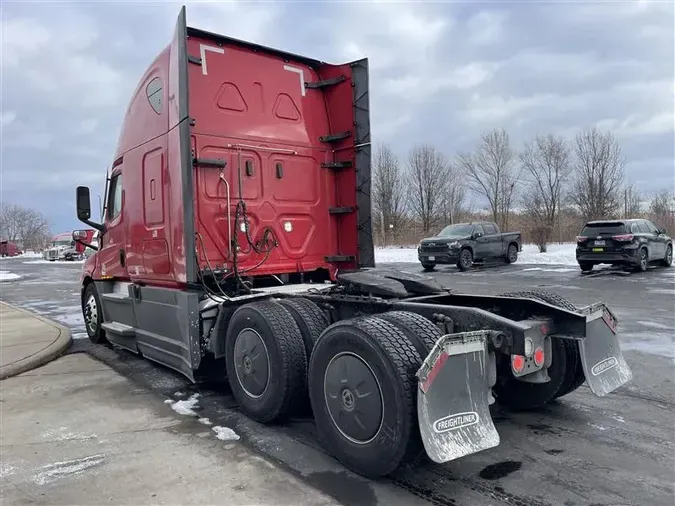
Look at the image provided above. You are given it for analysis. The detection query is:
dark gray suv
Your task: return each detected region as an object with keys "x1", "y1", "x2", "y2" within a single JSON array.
[{"x1": 575, "y1": 219, "x2": 673, "y2": 272}]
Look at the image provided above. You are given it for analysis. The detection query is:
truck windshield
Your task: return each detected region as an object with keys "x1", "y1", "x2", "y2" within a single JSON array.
[
  {"x1": 579, "y1": 223, "x2": 627, "y2": 236},
  {"x1": 437, "y1": 224, "x2": 474, "y2": 237},
  {"x1": 52, "y1": 240, "x2": 73, "y2": 247}
]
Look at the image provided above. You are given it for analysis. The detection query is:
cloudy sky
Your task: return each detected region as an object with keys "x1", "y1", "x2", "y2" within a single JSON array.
[{"x1": 2, "y1": 0, "x2": 673, "y2": 235}]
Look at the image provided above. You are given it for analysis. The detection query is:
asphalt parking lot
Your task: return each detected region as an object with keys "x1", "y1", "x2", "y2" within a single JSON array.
[{"x1": 1, "y1": 257, "x2": 673, "y2": 506}]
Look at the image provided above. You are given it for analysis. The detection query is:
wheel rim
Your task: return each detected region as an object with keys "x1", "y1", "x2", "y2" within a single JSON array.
[
  {"x1": 84, "y1": 294, "x2": 98, "y2": 334},
  {"x1": 233, "y1": 328, "x2": 270, "y2": 398},
  {"x1": 323, "y1": 351, "x2": 384, "y2": 444},
  {"x1": 509, "y1": 246, "x2": 517, "y2": 262},
  {"x1": 641, "y1": 250, "x2": 647, "y2": 269},
  {"x1": 461, "y1": 250, "x2": 472, "y2": 267},
  {"x1": 667, "y1": 247, "x2": 672, "y2": 264}
]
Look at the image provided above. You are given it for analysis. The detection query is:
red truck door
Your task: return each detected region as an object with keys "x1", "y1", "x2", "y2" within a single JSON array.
[{"x1": 97, "y1": 167, "x2": 129, "y2": 279}]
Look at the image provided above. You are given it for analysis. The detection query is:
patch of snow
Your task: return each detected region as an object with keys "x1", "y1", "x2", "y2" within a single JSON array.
[
  {"x1": 516, "y1": 243, "x2": 577, "y2": 266},
  {"x1": 212, "y1": 426, "x2": 240, "y2": 441},
  {"x1": 22, "y1": 260, "x2": 85, "y2": 265},
  {"x1": 0, "y1": 270, "x2": 21, "y2": 281},
  {"x1": 636, "y1": 320, "x2": 671, "y2": 330},
  {"x1": 611, "y1": 415, "x2": 626, "y2": 423},
  {"x1": 174, "y1": 391, "x2": 186, "y2": 397},
  {"x1": 198, "y1": 417, "x2": 212, "y2": 426},
  {"x1": 165, "y1": 393, "x2": 200, "y2": 416},
  {"x1": 375, "y1": 247, "x2": 417, "y2": 264},
  {"x1": 589, "y1": 423, "x2": 608, "y2": 431},
  {"x1": 32, "y1": 454, "x2": 106, "y2": 485},
  {"x1": 0, "y1": 463, "x2": 16, "y2": 478},
  {"x1": 374, "y1": 243, "x2": 578, "y2": 266},
  {"x1": 41, "y1": 427, "x2": 97, "y2": 442},
  {"x1": 17, "y1": 251, "x2": 43, "y2": 258},
  {"x1": 521, "y1": 267, "x2": 578, "y2": 273}
]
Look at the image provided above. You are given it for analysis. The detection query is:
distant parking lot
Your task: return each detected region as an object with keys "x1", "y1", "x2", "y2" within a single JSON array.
[{"x1": 1, "y1": 250, "x2": 673, "y2": 506}]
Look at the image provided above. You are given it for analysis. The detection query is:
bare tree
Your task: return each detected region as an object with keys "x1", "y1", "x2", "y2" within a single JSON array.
[
  {"x1": 456, "y1": 128, "x2": 521, "y2": 231},
  {"x1": 648, "y1": 189, "x2": 675, "y2": 232},
  {"x1": 570, "y1": 127, "x2": 626, "y2": 221},
  {"x1": 620, "y1": 181, "x2": 643, "y2": 218},
  {"x1": 372, "y1": 142, "x2": 407, "y2": 245},
  {"x1": 439, "y1": 166, "x2": 466, "y2": 226},
  {"x1": 520, "y1": 133, "x2": 573, "y2": 252},
  {"x1": 0, "y1": 203, "x2": 51, "y2": 251},
  {"x1": 406, "y1": 144, "x2": 451, "y2": 234}
]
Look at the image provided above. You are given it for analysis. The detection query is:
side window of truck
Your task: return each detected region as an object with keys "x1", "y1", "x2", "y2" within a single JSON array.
[
  {"x1": 108, "y1": 174, "x2": 123, "y2": 221},
  {"x1": 146, "y1": 77, "x2": 163, "y2": 115},
  {"x1": 484, "y1": 224, "x2": 497, "y2": 235}
]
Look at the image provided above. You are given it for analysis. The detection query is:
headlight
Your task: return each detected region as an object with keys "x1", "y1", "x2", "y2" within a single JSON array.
[{"x1": 449, "y1": 241, "x2": 460, "y2": 248}]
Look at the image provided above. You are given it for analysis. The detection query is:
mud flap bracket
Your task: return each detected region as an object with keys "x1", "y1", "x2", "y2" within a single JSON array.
[{"x1": 416, "y1": 330, "x2": 500, "y2": 464}]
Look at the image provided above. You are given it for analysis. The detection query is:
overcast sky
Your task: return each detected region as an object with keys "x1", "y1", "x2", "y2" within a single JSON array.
[{"x1": 2, "y1": 0, "x2": 673, "y2": 235}]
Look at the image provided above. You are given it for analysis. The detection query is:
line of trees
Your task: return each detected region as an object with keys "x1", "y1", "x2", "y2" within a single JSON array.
[
  {"x1": 371, "y1": 126, "x2": 675, "y2": 251},
  {"x1": 0, "y1": 203, "x2": 52, "y2": 251}
]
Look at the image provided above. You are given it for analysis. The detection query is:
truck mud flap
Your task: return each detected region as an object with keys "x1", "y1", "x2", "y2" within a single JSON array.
[
  {"x1": 416, "y1": 331, "x2": 499, "y2": 464},
  {"x1": 576, "y1": 305, "x2": 633, "y2": 397}
]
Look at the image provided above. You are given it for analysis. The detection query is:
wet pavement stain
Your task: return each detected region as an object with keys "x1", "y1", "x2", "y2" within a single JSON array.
[
  {"x1": 479, "y1": 460, "x2": 523, "y2": 480},
  {"x1": 544, "y1": 449, "x2": 565, "y2": 455},
  {"x1": 306, "y1": 470, "x2": 377, "y2": 506}
]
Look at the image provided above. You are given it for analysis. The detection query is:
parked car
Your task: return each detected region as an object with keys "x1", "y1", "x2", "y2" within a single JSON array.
[
  {"x1": 575, "y1": 218, "x2": 673, "y2": 272},
  {"x1": 418, "y1": 221, "x2": 522, "y2": 271}
]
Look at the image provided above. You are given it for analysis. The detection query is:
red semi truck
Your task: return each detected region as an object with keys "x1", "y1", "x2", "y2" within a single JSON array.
[
  {"x1": 0, "y1": 240, "x2": 22, "y2": 257},
  {"x1": 73, "y1": 6, "x2": 633, "y2": 478}
]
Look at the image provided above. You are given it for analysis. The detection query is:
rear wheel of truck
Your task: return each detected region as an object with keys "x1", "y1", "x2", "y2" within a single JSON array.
[
  {"x1": 225, "y1": 300, "x2": 307, "y2": 424},
  {"x1": 498, "y1": 289, "x2": 586, "y2": 402},
  {"x1": 505, "y1": 243, "x2": 518, "y2": 264},
  {"x1": 378, "y1": 311, "x2": 441, "y2": 357},
  {"x1": 308, "y1": 316, "x2": 422, "y2": 478},
  {"x1": 276, "y1": 297, "x2": 328, "y2": 360},
  {"x1": 83, "y1": 282, "x2": 107, "y2": 345},
  {"x1": 457, "y1": 248, "x2": 473, "y2": 271}
]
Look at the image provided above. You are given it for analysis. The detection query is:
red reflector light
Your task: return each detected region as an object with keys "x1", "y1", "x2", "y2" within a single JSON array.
[
  {"x1": 421, "y1": 351, "x2": 448, "y2": 393},
  {"x1": 534, "y1": 347, "x2": 545, "y2": 367},
  {"x1": 612, "y1": 234, "x2": 634, "y2": 241},
  {"x1": 576, "y1": 236, "x2": 586, "y2": 243},
  {"x1": 511, "y1": 355, "x2": 525, "y2": 373}
]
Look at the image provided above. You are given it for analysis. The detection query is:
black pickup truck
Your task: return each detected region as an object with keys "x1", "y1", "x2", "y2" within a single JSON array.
[{"x1": 418, "y1": 221, "x2": 522, "y2": 271}]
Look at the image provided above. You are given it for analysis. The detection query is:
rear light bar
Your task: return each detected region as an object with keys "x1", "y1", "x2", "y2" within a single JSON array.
[{"x1": 612, "y1": 234, "x2": 634, "y2": 241}]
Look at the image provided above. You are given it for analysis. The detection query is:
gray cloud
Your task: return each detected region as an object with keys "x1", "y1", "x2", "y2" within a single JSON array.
[{"x1": 1, "y1": 0, "x2": 672, "y2": 234}]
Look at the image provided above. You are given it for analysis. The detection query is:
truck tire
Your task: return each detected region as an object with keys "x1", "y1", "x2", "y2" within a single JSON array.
[
  {"x1": 497, "y1": 290, "x2": 585, "y2": 401},
  {"x1": 492, "y1": 336, "x2": 568, "y2": 411},
  {"x1": 83, "y1": 282, "x2": 107, "y2": 345},
  {"x1": 276, "y1": 297, "x2": 328, "y2": 360},
  {"x1": 457, "y1": 248, "x2": 473, "y2": 271},
  {"x1": 308, "y1": 316, "x2": 422, "y2": 478},
  {"x1": 505, "y1": 243, "x2": 518, "y2": 264},
  {"x1": 378, "y1": 311, "x2": 442, "y2": 358},
  {"x1": 421, "y1": 262, "x2": 435, "y2": 272},
  {"x1": 224, "y1": 300, "x2": 307, "y2": 424}
]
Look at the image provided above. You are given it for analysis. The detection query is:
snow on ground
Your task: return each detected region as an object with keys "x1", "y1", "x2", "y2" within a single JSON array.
[
  {"x1": 16, "y1": 251, "x2": 43, "y2": 258},
  {"x1": 212, "y1": 426, "x2": 240, "y2": 441},
  {"x1": 375, "y1": 243, "x2": 577, "y2": 266},
  {"x1": 0, "y1": 270, "x2": 22, "y2": 282},
  {"x1": 22, "y1": 260, "x2": 85, "y2": 265},
  {"x1": 164, "y1": 393, "x2": 201, "y2": 416}
]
